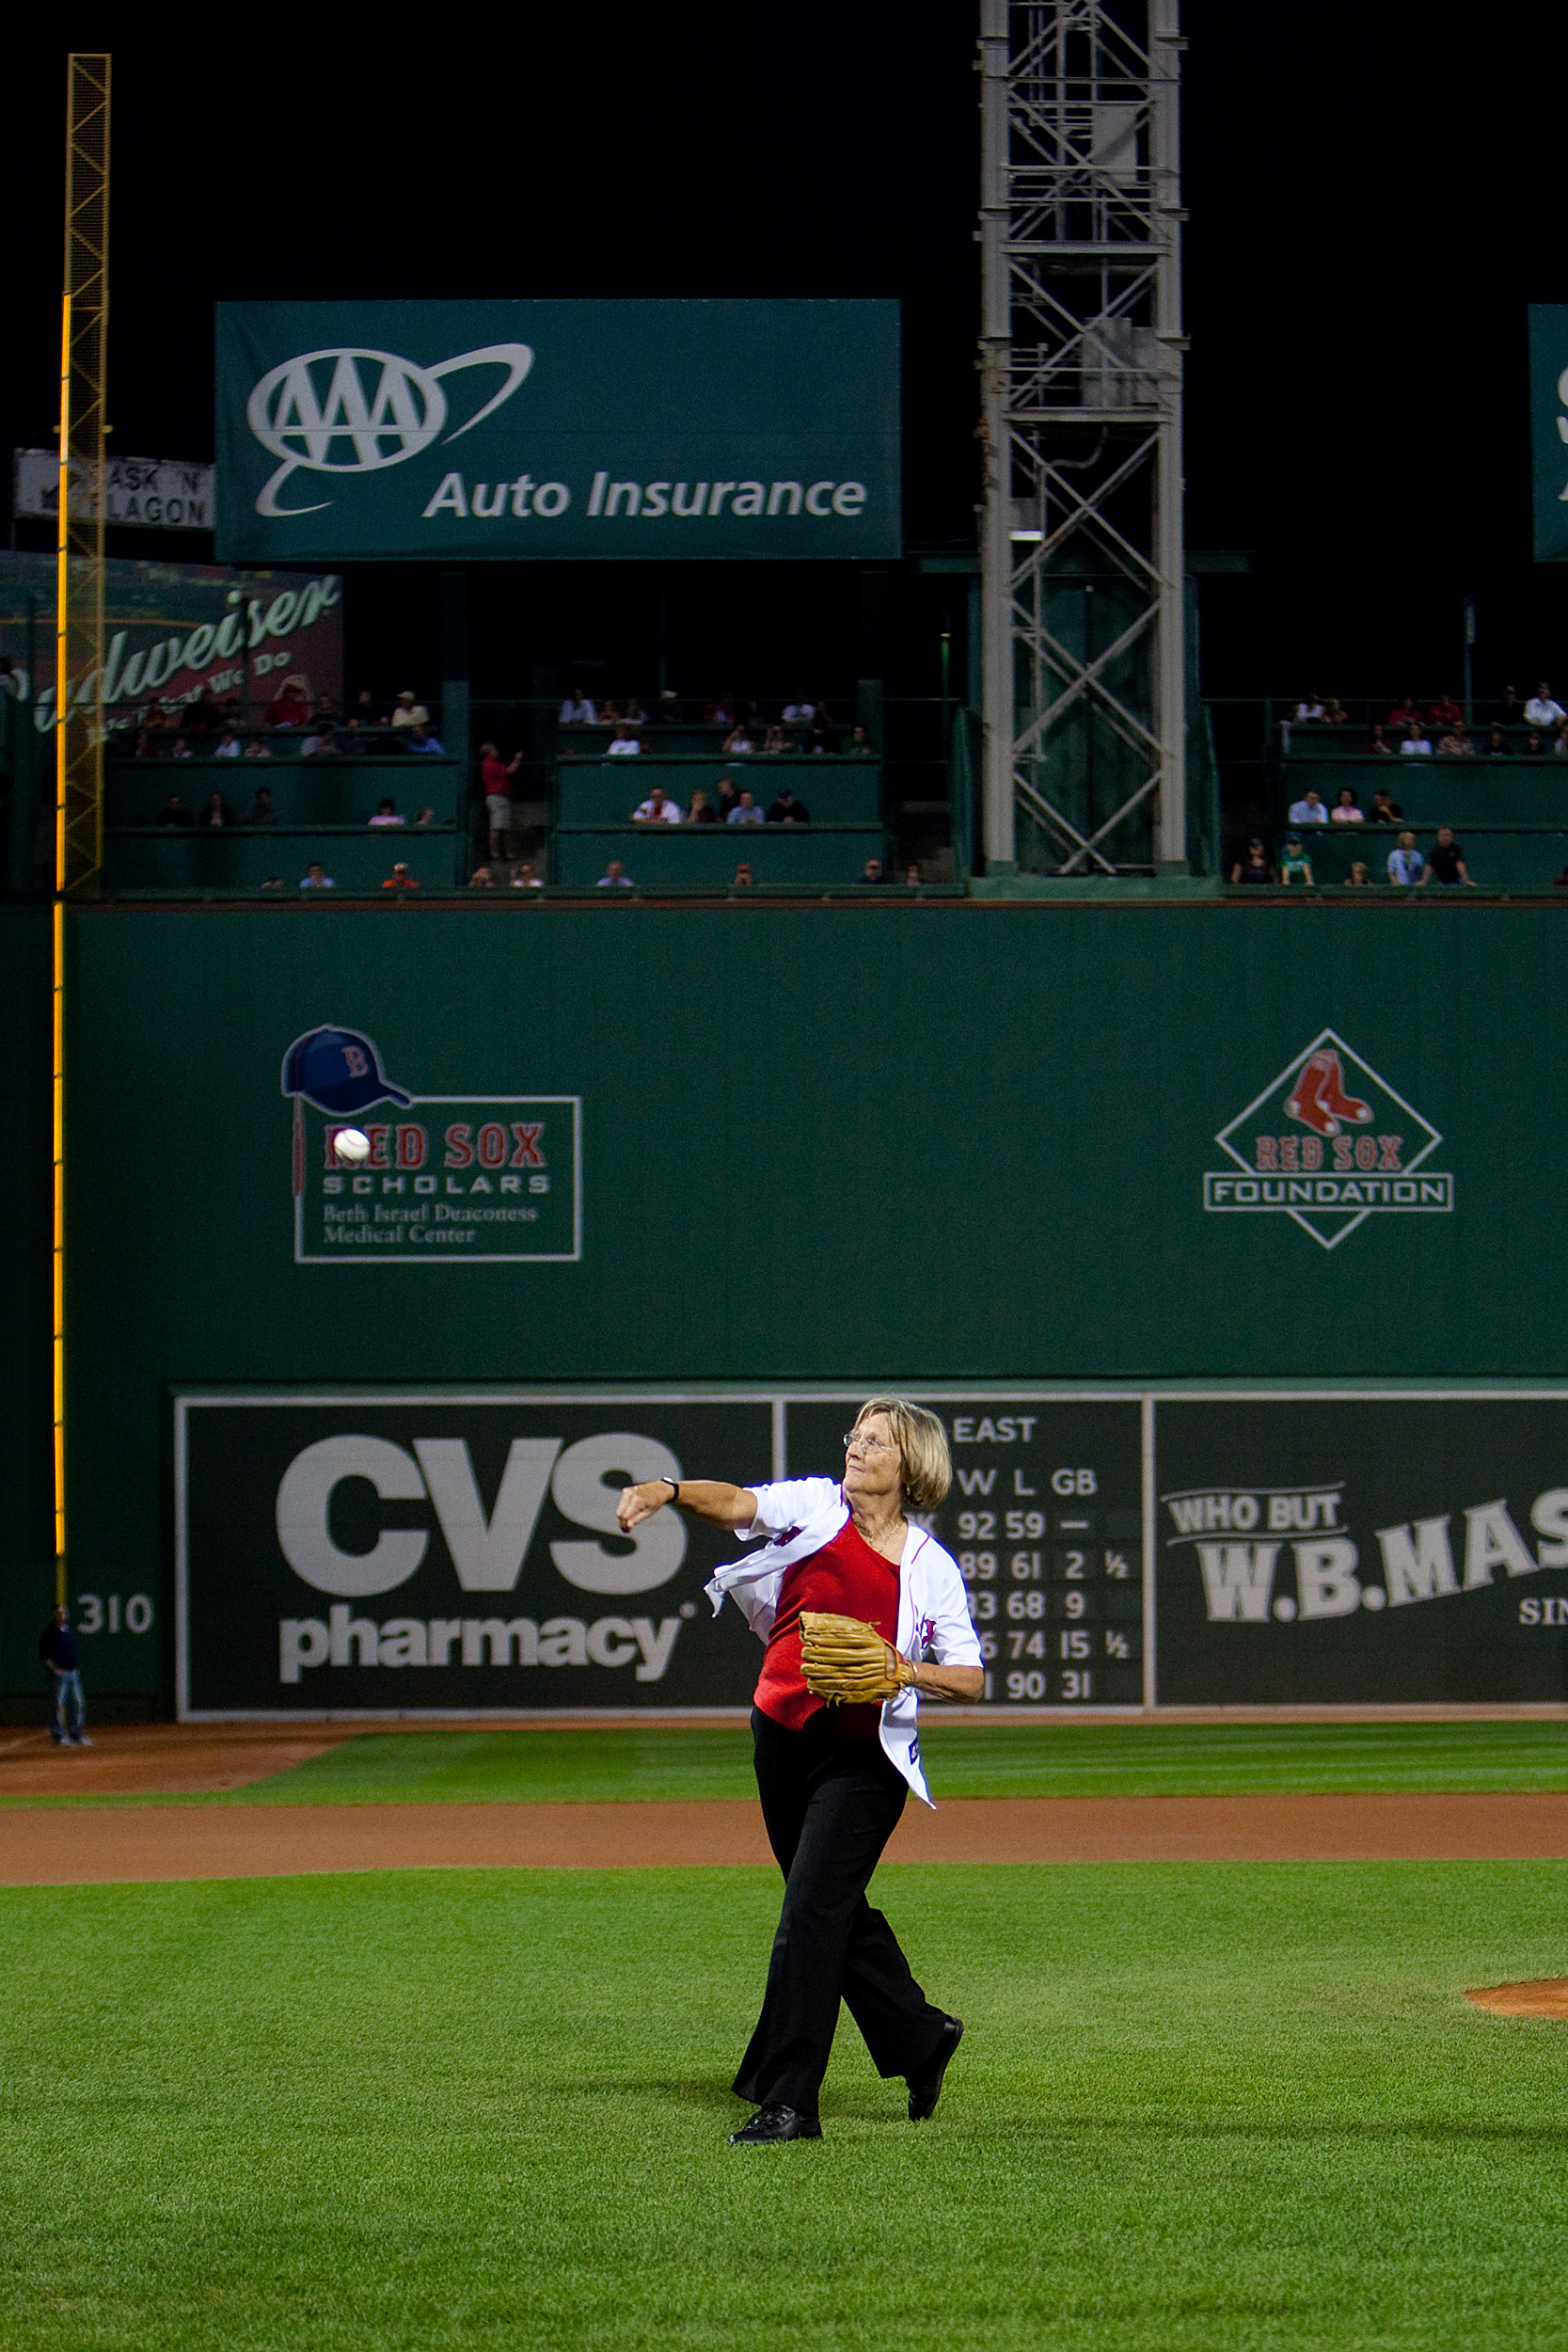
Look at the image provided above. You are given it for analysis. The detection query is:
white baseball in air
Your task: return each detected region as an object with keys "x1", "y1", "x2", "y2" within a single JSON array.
[{"x1": 333, "y1": 1128, "x2": 371, "y2": 1165}]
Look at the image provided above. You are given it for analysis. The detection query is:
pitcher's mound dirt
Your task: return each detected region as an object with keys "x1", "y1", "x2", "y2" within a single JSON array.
[{"x1": 1465, "y1": 1979, "x2": 1568, "y2": 2017}]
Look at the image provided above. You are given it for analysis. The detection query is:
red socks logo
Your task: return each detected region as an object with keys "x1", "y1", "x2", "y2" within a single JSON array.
[{"x1": 1284, "y1": 1049, "x2": 1372, "y2": 1138}]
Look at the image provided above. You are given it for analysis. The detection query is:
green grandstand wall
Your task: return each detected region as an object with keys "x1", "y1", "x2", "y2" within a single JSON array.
[{"x1": 4, "y1": 897, "x2": 1566, "y2": 1708}]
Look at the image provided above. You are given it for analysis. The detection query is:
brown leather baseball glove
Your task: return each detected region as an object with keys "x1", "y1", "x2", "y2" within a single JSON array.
[{"x1": 800, "y1": 1612, "x2": 917, "y2": 1705}]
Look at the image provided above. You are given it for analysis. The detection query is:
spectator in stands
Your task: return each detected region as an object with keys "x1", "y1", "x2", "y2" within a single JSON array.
[
  {"x1": 1230, "y1": 838, "x2": 1273, "y2": 884},
  {"x1": 481, "y1": 742, "x2": 522, "y2": 861},
  {"x1": 1420, "y1": 827, "x2": 1476, "y2": 887},
  {"x1": 408, "y1": 723, "x2": 445, "y2": 754},
  {"x1": 1279, "y1": 837, "x2": 1314, "y2": 886},
  {"x1": 1526, "y1": 728, "x2": 1545, "y2": 755},
  {"x1": 40, "y1": 1603, "x2": 89, "y2": 1747},
  {"x1": 511, "y1": 863, "x2": 544, "y2": 889},
  {"x1": 198, "y1": 791, "x2": 234, "y2": 829},
  {"x1": 1287, "y1": 787, "x2": 1328, "y2": 825},
  {"x1": 623, "y1": 696, "x2": 648, "y2": 725},
  {"x1": 561, "y1": 689, "x2": 596, "y2": 724},
  {"x1": 156, "y1": 793, "x2": 193, "y2": 826},
  {"x1": 844, "y1": 723, "x2": 879, "y2": 756},
  {"x1": 1370, "y1": 787, "x2": 1403, "y2": 823},
  {"x1": 1427, "y1": 692, "x2": 1464, "y2": 728},
  {"x1": 168, "y1": 736, "x2": 192, "y2": 760},
  {"x1": 247, "y1": 787, "x2": 276, "y2": 826},
  {"x1": 808, "y1": 721, "x2": 833, "y2": 755},
  {"x1": 338, "y1": 721, "x2": 369, "y2": 753},
  {"x1": 1322, "y1": 697, "x2": 1350, "y2": 726},
  {"x1": 767, "y1": 786, "x2": 811, "y2": 825},
  {"x1": 728, "y1": 789, "x2": 764, "y2": 826},
  {"x1": 1526, "y1": 682, "x2": 1565, "y2": 727},
  {"x1": 301, "y1": 723, "x2": 339, "y2": 757},
  {"x1": 633, "y1": 786, "x2": 683, "y2": 823},
  {"x1": 214, "y1": 728, "x2": 241, "y2": 759},
  {"x1": 301, "y1": 862, "x2": 335, "y2": 890},
  {"x1": 413, "y1": 807, "x2": 436, "y2": 828},
  {"x1": 1400, "y1": 723, "x2": 1433, "y2": 757},
  {"x1": 1362, "y1": 723, "x2": 1394, "y2": 755},
  {"x1": 390, "y1": 691, "x2": 429, "y2": 729},
  {"x1": 716, "y1": 776, "x2": 740, "y2": 823},
  {"x1": 761, "y1": 725, "x2": 790, "y2": 755},
  {"x1": 353, "y1": 690, "x2": 380, "y2": 729},
  {"x1": 469, "y1": 865, "x2": 498, "y2": 887},
  {"x1": 599, "y1": 700, "x2": 624, "y2": 726},
  {"x1": 260, "y1": 877, "x2": 284, "y2": 892},
  {"x1": 1331, "y1": 788, "x2": 1364, "y2": 823},
  {"x1": 686, "y1": 788, "x2": 718, "y2": 824},
  {"x1": 1556, "y1": 721, "x2": 1568, "y2": 757},
  {"x1": 1499, "y1": 686, "x2": 1521, "y2": 721},
  {"x1": 1437, "y1": 726, "x2": 1474, "y2": 757},
  {"x1": 1386, "y1": 832, "x2": 1425, "y2": 885},
  {"x1": 722, "y1": 722, "x2": 756, "y2": 755},
  {"x1": 1485, "y1": 725, "x2": 1509, "y2": 756},
  {"x1": 1387, "y1": 695, "x2": 1420, "y2": 731},
  {"x1": 782, "y1": 697, "x2": 816, "y2": 723},
  {"x1": 597, "y1": 859, "x2": 634, "y2": 888},
  {"x1": 906, "y1": 864, "x2": 924, "y2": 885},
  {"x1": 243, "y1": 734, "x2": 272, "y2": 760},
  {"x1": 382, "y1": 863, "x2": 420, "y2": 890},
  {"x1": 370, "y1": 798, "x2": 404, "y2": 829},
  {"x1": 705, "y1": 696, "x2": 737, "y2": 727},
  {"x1": 608, "y1": 725, "x2": 642, "y2": 756},
  {"x1": 1346, "y1": 861, "x2": 1372, "y2": 887},
  {"x1": 732, "y1": 862, "x2": 755, "y2": 889},
  {"x1": 862, "y1": 856, "x2": 889, "y2": 884},
  {"x1": 1294, "y1": 691, "x2": 1325, "y2": 721}
]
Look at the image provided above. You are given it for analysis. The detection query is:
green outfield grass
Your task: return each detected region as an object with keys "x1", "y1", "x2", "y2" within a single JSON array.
[
  {"x1": 3, "y1": 1859, "x2": 1567, "y2": 2350},
  {"x1": 5, "y1": 1719, "x2": 1567, "y2": 1810}
]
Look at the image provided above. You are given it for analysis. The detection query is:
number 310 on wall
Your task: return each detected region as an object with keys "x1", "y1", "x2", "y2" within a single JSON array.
[{"x1": 75, "y1": 1594, "x2": 155, "y2": 1635}]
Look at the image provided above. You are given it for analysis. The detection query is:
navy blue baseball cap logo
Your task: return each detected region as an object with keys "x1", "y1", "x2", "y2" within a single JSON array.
[{"x1": 280, "y1": 1025, "x2": 414, "y2": 1114}]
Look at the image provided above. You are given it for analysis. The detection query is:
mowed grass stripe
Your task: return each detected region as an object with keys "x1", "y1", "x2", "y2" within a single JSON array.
[
  {"x1": 2, "y1": 1860, "x2": 1567, "y2": 2351},
  {"x1": 3, "y1": 1720, "x2": 1567, "y2": 1810}
]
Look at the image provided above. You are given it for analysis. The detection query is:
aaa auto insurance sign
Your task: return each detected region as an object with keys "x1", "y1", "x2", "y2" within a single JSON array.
[{"x1": 214, "y1": 299, "x2": 901, "y2": 562}]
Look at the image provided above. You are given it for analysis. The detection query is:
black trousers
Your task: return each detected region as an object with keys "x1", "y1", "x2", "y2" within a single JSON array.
[{"x1": 733, "y1": 1706, "x2": 949, "y2": 2116}]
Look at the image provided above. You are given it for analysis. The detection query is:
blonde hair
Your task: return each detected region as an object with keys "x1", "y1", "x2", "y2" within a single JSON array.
[{"x1": 852, "y1": 1396, "x2": 953, "y2": 1512}]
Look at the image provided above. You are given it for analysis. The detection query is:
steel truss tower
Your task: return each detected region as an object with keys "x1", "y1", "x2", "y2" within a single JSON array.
[{"x1": 979, "y1": 0, "x2": 1185, "y2": 875}]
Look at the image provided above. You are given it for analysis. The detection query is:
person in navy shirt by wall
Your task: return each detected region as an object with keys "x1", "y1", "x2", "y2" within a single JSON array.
[{"x1": 40, "y1": 1603, "x2": 92, "y2": 1747}]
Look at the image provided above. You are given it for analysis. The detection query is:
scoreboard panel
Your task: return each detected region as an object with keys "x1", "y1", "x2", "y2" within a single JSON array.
[{"x1": 782, "y1": 1397, "x2": 1146, "y2": 1709}]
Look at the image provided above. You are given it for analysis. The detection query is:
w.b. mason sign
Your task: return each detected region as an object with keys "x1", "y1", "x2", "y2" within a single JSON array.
[{"x1": 215, "y1": 300, "x2": 901, "y2": 562}]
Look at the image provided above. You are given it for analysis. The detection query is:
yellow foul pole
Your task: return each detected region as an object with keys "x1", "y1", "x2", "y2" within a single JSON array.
[{"x1": 55, "y1": 54, "x2": 111, "y2": 1608}]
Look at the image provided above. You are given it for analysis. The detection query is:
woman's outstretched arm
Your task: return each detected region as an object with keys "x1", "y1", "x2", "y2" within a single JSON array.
[{"x1": 616, "y1": 1479, "x2": 758, "y2": 1534}]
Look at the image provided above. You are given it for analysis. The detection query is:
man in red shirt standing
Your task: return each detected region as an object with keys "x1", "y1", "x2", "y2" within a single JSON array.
[{"x1": 479, "y1": 741, "x2": 522, "y2": 863}]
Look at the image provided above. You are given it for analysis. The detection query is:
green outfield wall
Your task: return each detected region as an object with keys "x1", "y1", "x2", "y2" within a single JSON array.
[{"x1": 4, "y1": 898, "x2": 1567, "y2": 1714}]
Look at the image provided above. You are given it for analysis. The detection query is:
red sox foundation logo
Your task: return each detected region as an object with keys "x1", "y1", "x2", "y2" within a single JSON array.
[{"x1": 1203, "y1": 1029, "x2": 1453, "y2": 1249}]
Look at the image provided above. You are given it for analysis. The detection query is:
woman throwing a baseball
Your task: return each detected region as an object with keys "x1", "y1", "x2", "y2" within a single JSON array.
[{"x1": 616, "y1": 1397, "x2": 983, "y2": 2143}]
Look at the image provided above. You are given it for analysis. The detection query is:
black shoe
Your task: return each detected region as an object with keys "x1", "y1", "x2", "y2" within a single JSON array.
[
  {"x1": 729, "y1": 2104, "x2": 822, "y2": 2144},
  {"x1": 908, "y1": 2016, "x2": 963, "y2": 2121}
]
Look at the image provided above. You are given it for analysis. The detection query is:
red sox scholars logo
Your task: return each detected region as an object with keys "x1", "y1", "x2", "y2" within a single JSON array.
[{"x1": 1203, "y1": 1029, "x2": 1453, "y2": 1249}]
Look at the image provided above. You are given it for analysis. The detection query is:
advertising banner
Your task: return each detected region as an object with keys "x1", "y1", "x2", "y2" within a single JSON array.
[
  {"x1": 175, "y1": 1386, "x2": 1568, "y2": 1717},
  {"x1": 0, "y1": 551, "x2": 342, "y2": 736},
  {"x1": 1528, "y1": 306, "x2": 1568, "y2": 562},
  {"x1": 214, "y1": 299, "x2": 901, "y2": 562},
  {"x1": 13, "y1": 450, "x2": 214, "y2": 531},
  {"x1": 1155, "y1": 1392, "x2": 1568, "y2": 1704},
  {"x1": 175, "y1": 1390, "x2": 1149, "y2": 1719}
]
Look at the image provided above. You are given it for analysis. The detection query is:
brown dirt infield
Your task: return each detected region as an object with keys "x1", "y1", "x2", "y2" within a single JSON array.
[
  {"x1": 3, "y1": 1791, "x2": 1568, "y2": 1887},
  {"x1": 1465, "y1": 1979, "x2": 1568, "y2": 2018}
]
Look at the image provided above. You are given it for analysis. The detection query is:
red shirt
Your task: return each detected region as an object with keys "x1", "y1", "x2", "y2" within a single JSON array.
[
  {"x1": 481, "y1": 758, "x2": 512, "y2": 797},
  {"x1": 754, "y1": 1516, "x2": 901, "y2": 1739}
]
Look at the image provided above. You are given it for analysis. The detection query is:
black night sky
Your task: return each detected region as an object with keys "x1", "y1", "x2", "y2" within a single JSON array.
[{"x1": 4, "y1": 5, "x2": 1565, "y2": 705}]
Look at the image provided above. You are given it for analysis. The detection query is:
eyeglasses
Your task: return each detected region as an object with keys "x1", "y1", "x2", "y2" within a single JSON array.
[{"x1": 843, "y1": 1431, "x2": 896, "y2": 1457}]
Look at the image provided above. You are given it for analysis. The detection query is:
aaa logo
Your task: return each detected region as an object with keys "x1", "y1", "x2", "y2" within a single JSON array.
[{"x1": 1203, "y1": 1029, "x2": 1453, "y2": 1249}]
